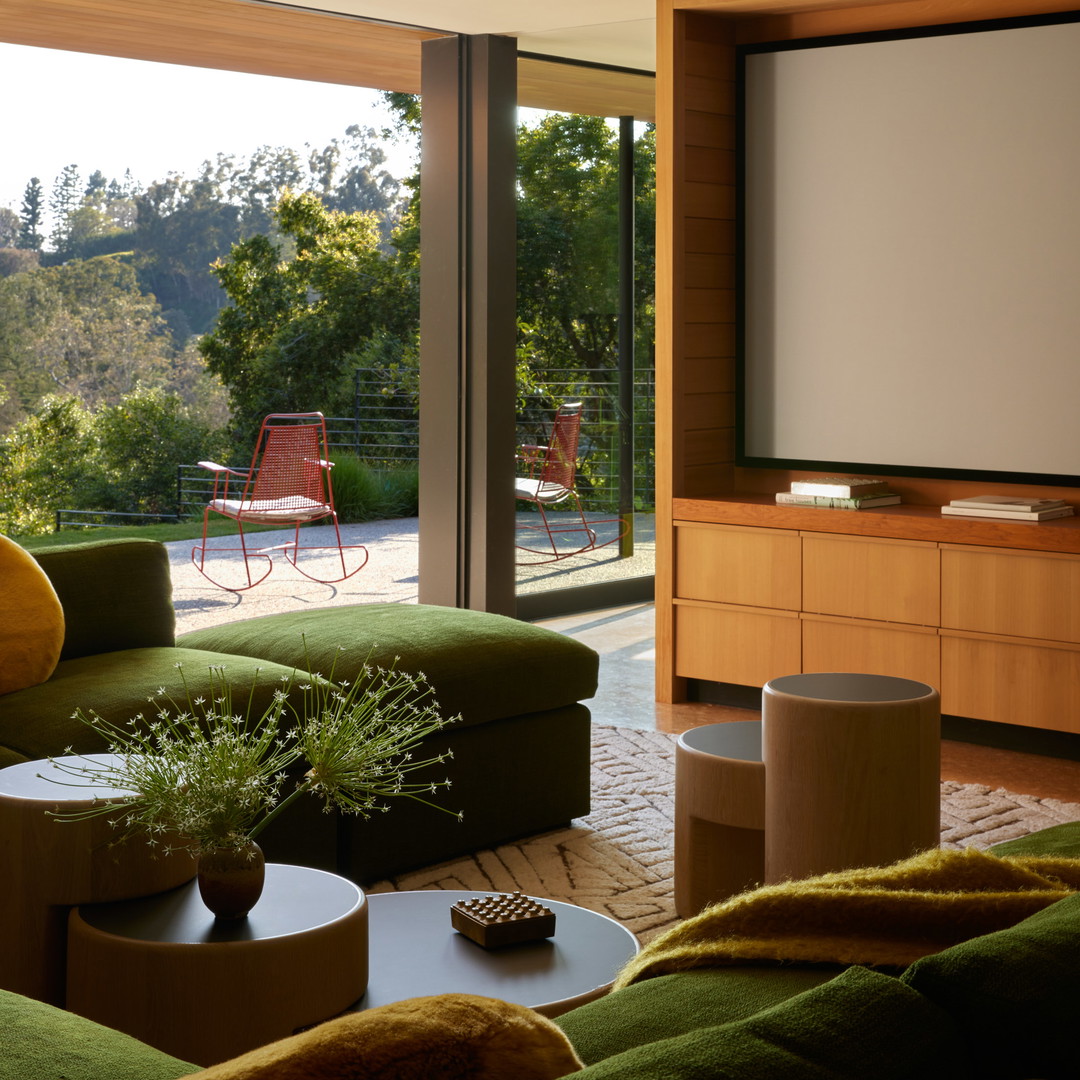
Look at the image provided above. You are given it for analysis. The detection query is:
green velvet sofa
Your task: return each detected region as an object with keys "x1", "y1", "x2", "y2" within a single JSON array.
[
  {"x1": 5, "y1": 824, "x2": 1080, "y2": 1080},
  {"x1": 0, "y1": 537, "x2": 598, "y2": 882}
]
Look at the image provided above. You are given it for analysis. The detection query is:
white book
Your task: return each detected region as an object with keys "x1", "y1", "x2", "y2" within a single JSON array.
[
  {"x1": 790, "y1": 477, "x2": 891, "y2": 498},
  {"x1": 941, "y1": 504, "x2": 1075, "y2": 522},
  {"x1": 949, "y1": 495, "x2": 1069, "y2": 513},
  {"x1": 776, "y1": 491, "x2": 901, "y2": 509}
]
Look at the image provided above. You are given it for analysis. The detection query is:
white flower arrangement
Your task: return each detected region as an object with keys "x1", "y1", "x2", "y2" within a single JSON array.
[{"x1": 47, "y1": 646, "x2": 461, "y2": 856}]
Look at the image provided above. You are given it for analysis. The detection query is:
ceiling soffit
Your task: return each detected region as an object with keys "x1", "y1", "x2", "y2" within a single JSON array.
[{"x1": 0, "y1": 0, "x2": 654, "y2": 117}]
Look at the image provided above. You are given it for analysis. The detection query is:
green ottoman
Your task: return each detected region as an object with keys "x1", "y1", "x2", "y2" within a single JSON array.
[{"x1": 177, "y1": 604, "x2": 599, "y2": 882}]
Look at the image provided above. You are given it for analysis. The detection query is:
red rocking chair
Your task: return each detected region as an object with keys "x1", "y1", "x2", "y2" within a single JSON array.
[
  {"x1": 191, "y1": 412, "x2": 368, "y2": 591},
  {"x1": 514, "y1": 401, "x2": 625, "y2": 564}
]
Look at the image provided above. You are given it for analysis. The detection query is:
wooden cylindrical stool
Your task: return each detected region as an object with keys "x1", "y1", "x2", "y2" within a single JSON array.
[
  {"x1": 674, "y1": 721, "x2": 766, "y2": 916},
  {"x1": 762, "y1": 673, "x2": 940, "y2": 884}
]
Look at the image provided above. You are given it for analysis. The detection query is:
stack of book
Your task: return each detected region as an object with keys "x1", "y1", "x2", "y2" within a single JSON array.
[
  {"x1": 775, "y1": 477, "x2": 901, "y2": 510},
  {"x1": 941, "y1": 496, "x2": 1075, "y2": 521}
]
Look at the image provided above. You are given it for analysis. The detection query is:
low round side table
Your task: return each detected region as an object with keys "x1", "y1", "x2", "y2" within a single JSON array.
[
  {"x1": 0, "y1": 755, "x2": 196, "y2": 1005},
  {"x1": 359, "y1": 890, "x2": 640, "y2": 1017},
  {"x1": 674, "y1": 720, "x2": 766, "y2": 916},
  {"x1": 763, "y1": 672, "x2": 940, "y2": 884},
  {"x1": 67, "y1": 864, "x2": 368, "y2": 1067}
]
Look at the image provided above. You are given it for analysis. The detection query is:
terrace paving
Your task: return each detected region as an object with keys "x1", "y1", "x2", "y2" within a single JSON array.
[{"x1": 166, "y1": 512, "x2": 654, "y2": 635}]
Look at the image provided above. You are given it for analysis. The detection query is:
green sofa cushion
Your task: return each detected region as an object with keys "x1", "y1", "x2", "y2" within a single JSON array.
[
  {"x1": 0, "y1": 647, "x2": 306, "y2": 766},
  {"x1": 573, "y1": 965, "x2": 967, "y2": 1079},
  {"x1": 177, "y1": 604, "x2": 599, "y2": 727},
  {"x1": 901, "y1": 890, "x2": 1080, "y2": 1080},
  {"x1": 556, "y1": 965, "x2": 844, "y2": 1066},
  {"x1": 988, "y1": 820, "x2": 1080, "y2": 858},
  {"x1": 0, "y1": 988, "x2": 196, "y2": 1080},
  {"x1": 33, "y1": 539, "x2": 176, "y2": 661}
]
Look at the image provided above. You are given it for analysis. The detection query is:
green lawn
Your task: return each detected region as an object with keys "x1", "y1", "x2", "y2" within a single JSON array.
[{"x1": 14, "y1": 519, "x2": 283, "y2": 551}]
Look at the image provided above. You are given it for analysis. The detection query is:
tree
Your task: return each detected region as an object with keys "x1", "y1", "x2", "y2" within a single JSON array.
[
  {"x1": 0, "y1": 395, "x2": 95, "y2": 535},
  {"x1": 0, "y1": 254, "x2": 180, "y2": 430},
  {"x1": 18, "y1": 178, "x2": 44, "y2": 251},
  {"x1": 0, "y1": 247, "x2": 39, "y2": 279},
  {"x1": 199, "y1": 190, "x2": 417, "y2": 443},
  {"x1": 0, "y1": 208, "x2": 20, "y2": 248},
  {"x1": 92, "y1": 384, "x2": 226, "y2": 515},
  {"x1": 49, "y1": 163, "x2": 82, "y2": 256}
]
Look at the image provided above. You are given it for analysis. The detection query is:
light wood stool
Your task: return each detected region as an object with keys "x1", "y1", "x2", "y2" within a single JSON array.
[
  {"x1": 67, "y1": 864, "x2": 368, "y2": 1066},
  {"x1": 762, "y1": 673, "x2": 940, "y2": 884},
  {"x1": 674, "y1": 720, "x2": 766, "y2": 916},
  {"x1": 0, "y1": 756, "x2": 196, "y2": 1005}
]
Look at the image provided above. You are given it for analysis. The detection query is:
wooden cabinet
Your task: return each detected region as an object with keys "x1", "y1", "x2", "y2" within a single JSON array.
[
  {"x1": 673, "y1": 524, "x2": 801, "y2": 685},
  {"x1": 802, "y1": 614, "x2": 940, "y2": 688},
  {"x1": 670, "y1": 510, "x2": 1080, "y2": 734},
  {"x1": 675, "y1": 601, "x2": 801, "y2": 687},
  {"x1": 803, "y1": 534, "x2": 939, "y2": 626},
  {"x1": 942, "y1": 545, "x2": 1080, "y2": 644},
  {"x1": 676, "y1": 523, "x2": 800, "y2": 609}
]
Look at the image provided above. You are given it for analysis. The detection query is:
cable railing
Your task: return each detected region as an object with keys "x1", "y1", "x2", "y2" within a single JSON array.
[
  {"x1": 324, "y1": 366, "x2": 655, "y2": 512},
  {"x1": 53, "y1": 366, "x2": 655, "y2": 530}
]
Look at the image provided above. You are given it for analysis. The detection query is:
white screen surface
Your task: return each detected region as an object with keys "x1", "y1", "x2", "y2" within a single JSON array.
[{"x1": 742, "y1": 19, "x2": 1080, "y2": 480}]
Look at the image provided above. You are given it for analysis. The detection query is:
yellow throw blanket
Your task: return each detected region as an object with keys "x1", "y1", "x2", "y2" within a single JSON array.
[{"x1": 615, "y1": 847, "x2": 1080, "y2": 990}]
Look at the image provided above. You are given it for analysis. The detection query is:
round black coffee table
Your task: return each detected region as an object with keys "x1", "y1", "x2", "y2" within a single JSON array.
[{"x1": 359, "y1": 890, "x2": 639, "y2": 1017}]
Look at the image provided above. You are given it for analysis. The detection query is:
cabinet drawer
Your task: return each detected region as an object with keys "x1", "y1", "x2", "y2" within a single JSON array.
[
  {"x1": 675, "y1": 601, "x2": 801, "y2": 688},
  {"x1": 802, "y1": 614, "x2": 940, "y2": 690},
  {"x1": 941, "y1": 546, "x2": 1080, "y2": 644},
  {"x1": 802, "y1": 533, "x2": 939, "y2": 625},
  {"x1": 675, "y1": 523, "x2": 800, "y2": 610},
  {"x1": 941, "y1": 630, "x2": 1080, "y2": 734}
]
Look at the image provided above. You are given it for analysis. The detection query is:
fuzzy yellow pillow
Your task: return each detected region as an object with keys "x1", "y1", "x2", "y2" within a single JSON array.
[
  {"x1": 0, "y1": 535, "x2": 65, "y2": 696},
  {"x1": 192, "y1": 994, "x2": 582, "y2": 1080}
]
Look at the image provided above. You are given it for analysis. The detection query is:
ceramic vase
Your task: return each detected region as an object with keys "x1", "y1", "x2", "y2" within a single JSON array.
[{"x1": 196, "y1": 840, "x2": 265, "y2": 919}]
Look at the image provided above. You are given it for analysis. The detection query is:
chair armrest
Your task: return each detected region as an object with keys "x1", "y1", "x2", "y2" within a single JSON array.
[{"x1": 198, "y1": 460, "x2": 248, "y2": 477}]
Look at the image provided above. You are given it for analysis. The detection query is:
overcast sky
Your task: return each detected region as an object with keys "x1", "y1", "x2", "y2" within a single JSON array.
[{"x1": 0, "y1": 42, "x2": 418, "y2": 219}]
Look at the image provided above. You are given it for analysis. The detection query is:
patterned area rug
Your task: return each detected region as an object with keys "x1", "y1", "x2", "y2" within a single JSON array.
[{"x1": 369, "y1": 725, "x2": 1080, "y2": 943}]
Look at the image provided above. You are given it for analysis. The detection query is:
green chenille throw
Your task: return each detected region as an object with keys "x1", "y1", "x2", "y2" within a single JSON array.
[
  {"x1": 0, "y1": 989, "x2": 196, "y2": 1080},
  {"x1": 573, "y1": 966, "x2": 968, "y2": 1080},
  {"x1": 177, "y1": 604, "x2": 599, "y2": 727},
  {"x1": 613, "y1": 846, "x2": 1080, "y2": 988}
]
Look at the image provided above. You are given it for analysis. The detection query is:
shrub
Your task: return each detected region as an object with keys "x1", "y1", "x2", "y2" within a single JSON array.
[{"x1": 330, "y1": 454, "x2": 418, "y2": 522}]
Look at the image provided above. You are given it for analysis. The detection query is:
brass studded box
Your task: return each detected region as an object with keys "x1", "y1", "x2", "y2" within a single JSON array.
[{"x1": 450, "y1": 893, "x2": 557, "y2": 948}]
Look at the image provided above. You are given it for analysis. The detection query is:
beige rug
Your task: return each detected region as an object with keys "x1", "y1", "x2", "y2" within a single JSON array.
[{"x1": 369, "y1": 725, "x2": 1080, "y2": 943}]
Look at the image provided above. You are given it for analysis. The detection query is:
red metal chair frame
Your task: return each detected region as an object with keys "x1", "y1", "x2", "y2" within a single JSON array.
[
  {"x1": 514, "y1": 401, "x2": 625, "y2": 564},
  {"x1": 191, "y1": 412, "x2": 368, "y2": 591}
]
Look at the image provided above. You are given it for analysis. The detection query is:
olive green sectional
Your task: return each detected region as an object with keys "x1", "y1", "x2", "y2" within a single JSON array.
[
  {"x1": 0, "y1": 537, "x2": 598, "y2": 882},
  {"x1": 4, "y1": 825, "x2": 1080, "y2": 1080}
]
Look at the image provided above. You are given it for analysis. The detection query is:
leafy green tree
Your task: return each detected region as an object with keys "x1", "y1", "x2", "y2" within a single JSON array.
[
  {"x1": 0, "y1": 247, "x2": 39, "y2": 279},
  {"x1": 18, "y1": 178, "x2": 44, "y2": 251},
  {"x1": 91, "y1": 384, "x2": 227, "y2": 515},
  {"x1": 0, "y1": 255, "x2": 183, "y2": 431},
  {"x1": 0, "y1": 395, "x2": 95, "y2": 535},
  {"x1": 0, "y1": 269, "x2": 63, "y2": 430},
  {"x1": 0, "y1": 208, "x2": 20, "y2": 248},
  {"x1": 199, "y1": 190, "x2": 417, "y2": 444}
]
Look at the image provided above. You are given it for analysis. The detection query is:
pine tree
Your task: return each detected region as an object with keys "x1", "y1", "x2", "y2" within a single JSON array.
[
  {"x1": 18, "y1": 178, "x2": 44, "y2": 251},
  {"x1": 49, "y1": 163, "x2": 82, "y2": 256}
]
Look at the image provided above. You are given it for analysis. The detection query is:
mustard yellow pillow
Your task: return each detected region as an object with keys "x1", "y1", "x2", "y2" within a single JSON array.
[
  {"x1": 195, "y1": 994, "x2": 583, "y2": 1080},
  {"x1": 0, "y1": 535, "x2": 65, "y2": 695}
]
